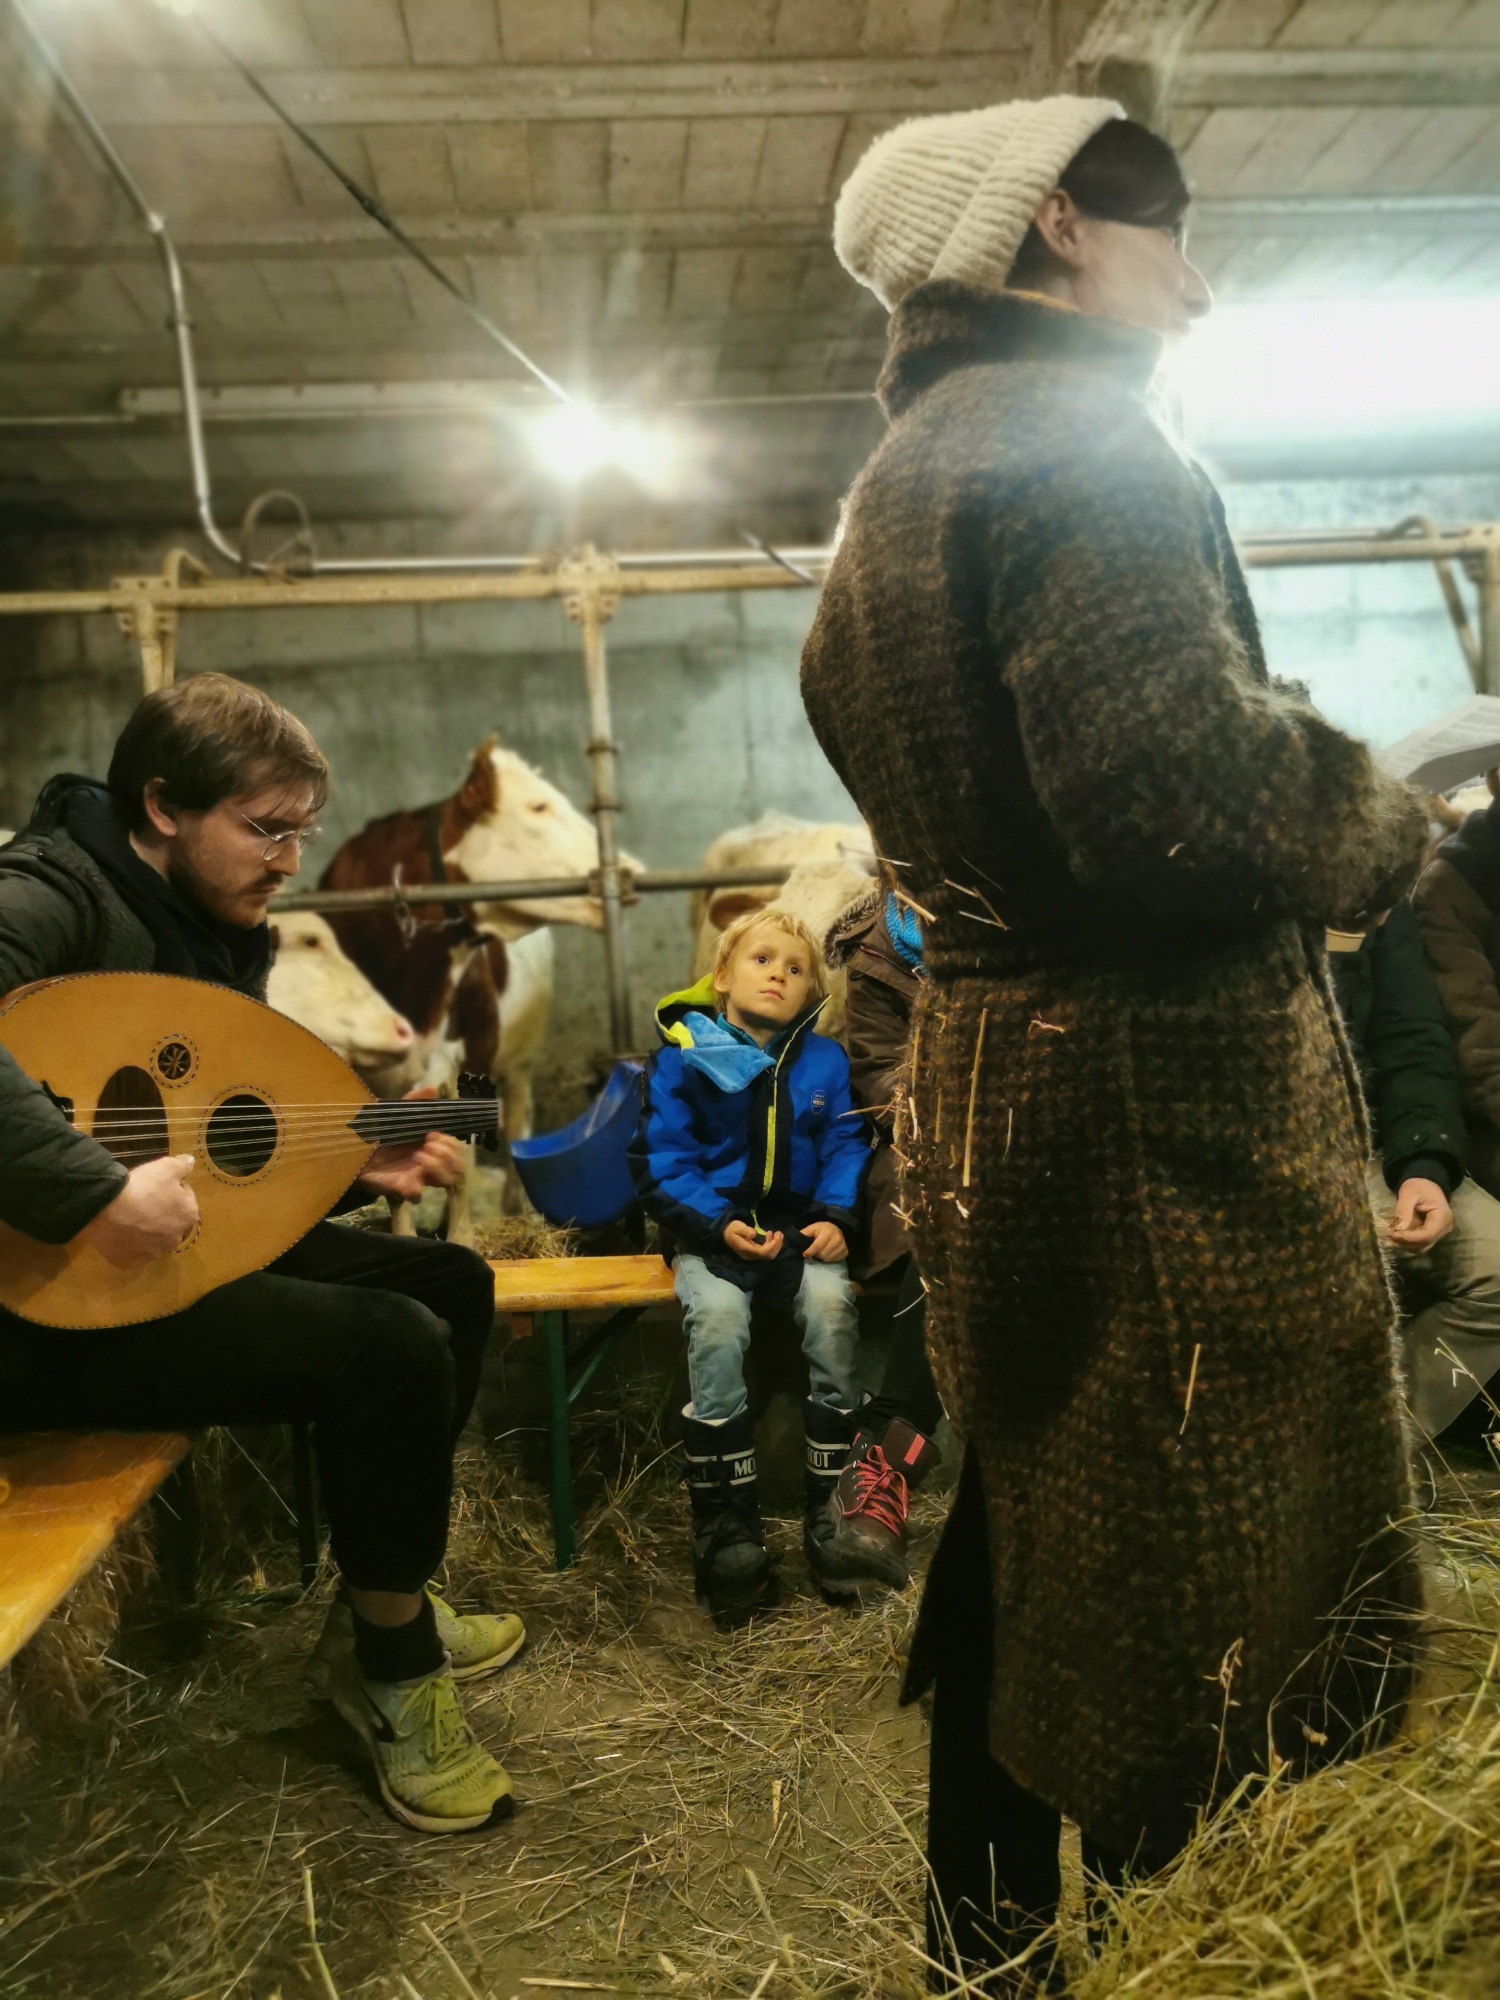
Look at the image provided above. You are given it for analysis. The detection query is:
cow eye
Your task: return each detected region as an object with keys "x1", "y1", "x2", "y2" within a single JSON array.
[{"x1": 529, "y1": 800, "x2": 550, "y2": 814}]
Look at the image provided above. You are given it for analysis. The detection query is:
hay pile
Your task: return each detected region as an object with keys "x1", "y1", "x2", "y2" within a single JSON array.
[{"x1": 7, "y1": 1405, "x2": 1500, "y2": 1995}]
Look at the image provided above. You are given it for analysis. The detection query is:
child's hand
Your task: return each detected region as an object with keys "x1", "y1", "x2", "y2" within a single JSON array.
[
  {"x1": 802, "y1": 1221, "x2": 847, "y2": 1263},
  {"x1": 723, "y1": 1219, "x2": 783, "y2": 1261}
]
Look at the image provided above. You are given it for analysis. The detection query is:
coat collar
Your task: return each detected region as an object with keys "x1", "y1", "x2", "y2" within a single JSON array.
[{"x1": 876, "y1": 281, "x2": 1163, "y2": 420}]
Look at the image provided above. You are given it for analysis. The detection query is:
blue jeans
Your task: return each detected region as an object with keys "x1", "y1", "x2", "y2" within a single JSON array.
[{"x1": 673, "y1": 1253, "x2": 861, "y2": 1422}]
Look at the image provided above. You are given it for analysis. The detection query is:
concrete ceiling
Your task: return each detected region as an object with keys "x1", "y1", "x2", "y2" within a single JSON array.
[{"x1": 2, "y1": 0, "x2": 1499, "y2": 542}]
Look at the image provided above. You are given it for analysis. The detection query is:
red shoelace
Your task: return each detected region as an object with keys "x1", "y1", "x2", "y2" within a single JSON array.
[{"x1": 842, "y1": 1448, "x2": 909, "y2": 1538}]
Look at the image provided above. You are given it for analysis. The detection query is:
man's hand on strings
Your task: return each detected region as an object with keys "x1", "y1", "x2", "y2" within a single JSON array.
[{"x1": 357, "y1": 1085, "x2": 469, "y2": 1203}]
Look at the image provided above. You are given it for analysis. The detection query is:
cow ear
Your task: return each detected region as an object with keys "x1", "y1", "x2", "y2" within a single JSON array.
[
  {"x1": 457, "y1": 744, "x2": 499, "y2": 824},
  {"x1": 707, "y1": 889, "x2": 770, "y2": 932}
]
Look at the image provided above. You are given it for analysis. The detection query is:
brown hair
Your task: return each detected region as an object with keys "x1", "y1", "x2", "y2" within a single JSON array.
[
  {"x1": 1008, "y1": 117, "x2": 1191, "y2": 290},
  {"x1": 107, "y1": 673, "x2": 329, "y2": 833},
  {"x1": 712, "y1": 908, "x2": 829, "y2": 1003}
]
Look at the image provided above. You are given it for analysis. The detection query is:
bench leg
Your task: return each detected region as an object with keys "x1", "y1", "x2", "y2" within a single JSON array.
[
  {"x1": 543, "y1": 1311, "x2": 577, "y2": 1571},
  {"x1": 290, "y1": 1423, "x2": 322, "y2": 1591},
  {"x1": 152, "y1": 1457, "x2": 199, "y2": 1607}
]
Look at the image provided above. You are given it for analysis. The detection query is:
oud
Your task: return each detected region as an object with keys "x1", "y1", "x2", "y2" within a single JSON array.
[{"x1": 0, "y1": 972, "x2": 498, "y2": 1330}]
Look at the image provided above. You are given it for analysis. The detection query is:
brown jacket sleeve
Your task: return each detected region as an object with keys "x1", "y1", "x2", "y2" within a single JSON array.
[
  {"x1": 1414, "y1": 857, "x2": 1500, "y2": 1128},
  {"x1": 845, "y1": 959, "x2": 912, "y2": 1137}
]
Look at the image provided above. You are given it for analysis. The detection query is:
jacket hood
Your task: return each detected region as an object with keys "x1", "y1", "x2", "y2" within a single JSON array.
[
  {"x1": 876, "y1": 281, "x2": 1162, "y2": 421},
  {"x1": 824, "y1": 885, "x2": 882, "y2": 970},
  {"x1": 1437, "y1": 800, "x2": 1500, "y2": 914},
  {"x1": 653, "y1": 975, "x2": 827, "y2": 1049}
]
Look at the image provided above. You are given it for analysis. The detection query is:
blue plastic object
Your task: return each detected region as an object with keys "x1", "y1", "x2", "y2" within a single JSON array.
[{"x1": 510, "y1": 1060, "x2": 644, "y2": 1230}]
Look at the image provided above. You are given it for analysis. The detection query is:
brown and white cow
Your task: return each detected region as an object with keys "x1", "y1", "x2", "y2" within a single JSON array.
[{"x1": 318, "y1": 736, "x2": 643, "y2": 1208}]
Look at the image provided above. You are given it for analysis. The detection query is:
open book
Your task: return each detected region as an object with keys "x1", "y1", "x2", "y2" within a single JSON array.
[{"x1": 1379, "y1": 695, "x2": 1500, "y2": 796}]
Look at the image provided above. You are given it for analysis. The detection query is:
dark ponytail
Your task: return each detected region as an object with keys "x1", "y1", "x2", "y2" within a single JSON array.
[{"x1": 1007, "y1": 117, "x2": 1191, "y2": 289}]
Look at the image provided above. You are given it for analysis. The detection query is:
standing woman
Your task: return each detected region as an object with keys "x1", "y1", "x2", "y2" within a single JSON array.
[{"x1": 801, "y1": 100, "x2": 1427, "y2": 1975}]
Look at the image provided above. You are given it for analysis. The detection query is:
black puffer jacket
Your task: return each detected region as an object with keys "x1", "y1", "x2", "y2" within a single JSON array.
[
  {"x1": 1327, "y1": 901, "x2": 1465, "y2": 1197},
  {"x1": 0, "y1": 779, "x2": 269, "y2": 1244}
]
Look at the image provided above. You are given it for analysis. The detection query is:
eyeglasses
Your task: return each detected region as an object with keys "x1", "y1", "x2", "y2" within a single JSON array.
[{"x1": 237, "y1": 809, "x2": 322, "y2": 864}]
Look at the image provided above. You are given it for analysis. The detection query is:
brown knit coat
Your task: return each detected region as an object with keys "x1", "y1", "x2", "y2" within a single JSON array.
[{"x1": 799, "y1": 283, "x2": 1427, "y2": 1854}]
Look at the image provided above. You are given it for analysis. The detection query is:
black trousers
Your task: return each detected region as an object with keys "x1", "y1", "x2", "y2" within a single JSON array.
[
  {"x1": 918, "y1": 1453, "x2": 1133, "y2": 1982},
  {"x1": 861, "y1": 1255, "x2": 945, "y2": 1441},
  {"x1": 0, "y1": 1223, "x2": 496, "y2": 1595}
]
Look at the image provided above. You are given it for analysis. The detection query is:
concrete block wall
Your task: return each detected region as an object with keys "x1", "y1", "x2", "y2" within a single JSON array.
[
  {"x1": 0, "y1": 521, "x2": 851, "y2": 1117},
  {"x1": 3, "y1": 470, "x2": 1498, "y2": 1122}
]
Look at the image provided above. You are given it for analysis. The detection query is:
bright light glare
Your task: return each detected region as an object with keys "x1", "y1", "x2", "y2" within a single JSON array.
[
  {"x1": 1172, "y1": 298, "x2": 1500, "y2": 448},
  {"x1": 524, "y1": 404, "x2": 680, "y2": 487}
]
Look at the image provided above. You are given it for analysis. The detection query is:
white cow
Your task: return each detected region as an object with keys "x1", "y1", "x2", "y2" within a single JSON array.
[
  {"x1": 690, "y1": 814, "x2": 878, "y2": 1041},
  {"x1": 266, "y1": 912, "x2": 415, "y2": 1070}
]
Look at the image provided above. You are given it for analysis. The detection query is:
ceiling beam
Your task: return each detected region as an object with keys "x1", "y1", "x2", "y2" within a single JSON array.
[
  {"x1": 26, "y1": 54, "x2": 1027, "y2": 128},
  {"x1": 1175, "y1": 48, "x2": 1500, "y2": 108}
]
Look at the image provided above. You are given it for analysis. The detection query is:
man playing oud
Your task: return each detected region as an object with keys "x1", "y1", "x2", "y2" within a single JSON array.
[{"x1": 0, "y1": 673, "x2": 520, "y2": 1835}]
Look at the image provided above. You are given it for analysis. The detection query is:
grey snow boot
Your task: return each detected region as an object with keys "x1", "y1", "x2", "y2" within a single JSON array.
[{"x1": 682, "y1": 1406, "x2": 773, "y2": 1613}]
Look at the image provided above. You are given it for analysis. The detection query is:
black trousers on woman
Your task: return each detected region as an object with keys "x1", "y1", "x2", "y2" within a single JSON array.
[
  {"x1": 909, "y1": 1450, "x2": 1132, "y2": 1983},
  {"x1": 860, "y1": 1254, "x2": 945, "y2": 1441},
  {"x1": 0, "y1": 1223, "x2": 496, "y2": 1594}
]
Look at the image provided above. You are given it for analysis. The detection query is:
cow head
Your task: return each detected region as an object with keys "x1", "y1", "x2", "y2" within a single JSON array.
[
  {"x1": 267, "y1": 912, "x2": 417, "y2": 1073},
  {"x1": 445, "y1": 738, "x2": 645, "y2": 939}
]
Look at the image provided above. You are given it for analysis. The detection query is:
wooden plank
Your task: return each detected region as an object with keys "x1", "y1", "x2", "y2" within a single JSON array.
[
  {"x1": 489, "y1": 1255, "x2": 678, "y2": 1314},
  {"x1": 0, "y1": 1432, "x2": 190, "y2": 1670}
]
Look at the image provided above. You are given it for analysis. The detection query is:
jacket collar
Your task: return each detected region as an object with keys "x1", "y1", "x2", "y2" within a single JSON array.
[
  {"x1": 653, "y1": 975, "x2": 826, "y2": 1054},
  {"x1": 877, "y1": 281, "x2": 1163, "y2": 421}
]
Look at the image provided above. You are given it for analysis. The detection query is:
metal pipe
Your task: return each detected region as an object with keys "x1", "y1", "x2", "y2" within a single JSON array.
[
  {"x1": 1480, "y1": 547, "x2": 1500, "y2": 698},
  {"x1": 271, "y1": 864, "x2": 794, "y2": 916},
  {"x1": 575, "y1": 586, "x2": 631, "y2": 1052},
  {"x1": 9, "y1": 0, "x2": 243, "y2": 571},
  {"x1": 0, "y1": 561, "x2": 829, "y2": 617}
]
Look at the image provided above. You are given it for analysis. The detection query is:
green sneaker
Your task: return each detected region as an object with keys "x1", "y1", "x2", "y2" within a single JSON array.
[
  {"x1": 309, "y1": 1591, "x2": 526, "y2": 1695},
  {"x1": 329, "y1": 1653, "x2": 515, "y2": 1833},
  {"x1": 428, "y1": 1590, "x2": 526, "y2": 1681}
]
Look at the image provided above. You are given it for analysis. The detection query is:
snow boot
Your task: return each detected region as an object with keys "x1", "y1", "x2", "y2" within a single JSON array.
[
  {"x1": 682, "y1": 1406, "x2": 773, "y2": 1613},
  {"x1": 802, "y1": 1398, "x2": 864, "y2": 1596},
  {"x1": 827, "y1": 1419, "x2": 942, "y2": 1591}
]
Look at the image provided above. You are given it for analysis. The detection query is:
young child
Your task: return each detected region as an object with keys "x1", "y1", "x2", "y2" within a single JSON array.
[{"x1": 631, "y1": 908, "x2": 877, "y2": 1612}]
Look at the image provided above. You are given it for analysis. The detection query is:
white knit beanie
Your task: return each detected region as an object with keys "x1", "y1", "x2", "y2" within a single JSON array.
[{"x1": 834, "y1": 96, "x2": 1125, "y2": 311}]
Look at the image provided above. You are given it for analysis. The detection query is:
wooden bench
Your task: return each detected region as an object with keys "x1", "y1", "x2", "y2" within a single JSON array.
[
  {"x1": 490, "y1": 1256, "x2": 679, "y2": 1571},
  {"x1": 0, "y1": 1431, "x2": 191, "y2": 1672}
]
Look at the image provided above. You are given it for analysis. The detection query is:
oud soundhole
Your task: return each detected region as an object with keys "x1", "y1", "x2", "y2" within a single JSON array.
[
  {"x1": 93, "y1": 1066, "x2": 169, "y2": 1168},
  {"x1": 205, "y1": 1094, "x2": 279, "y2": 1179}
]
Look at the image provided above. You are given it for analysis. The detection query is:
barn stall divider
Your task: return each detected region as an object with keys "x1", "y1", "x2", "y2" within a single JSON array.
[{"x1": 0, "y1": 520, "x2": 1493, "y2": 1051}]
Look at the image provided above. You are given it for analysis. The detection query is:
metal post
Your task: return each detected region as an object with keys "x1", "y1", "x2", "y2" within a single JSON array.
[
  {"x1": 1479, "y1": 540, "x2": 1500, "y2": 697},
  {"x1": 562, "y1": 549, "x2": 631, "y2": 1053},
  {"x1": 543, "y1": 1311, "x2": 577, "y2": 1571}
]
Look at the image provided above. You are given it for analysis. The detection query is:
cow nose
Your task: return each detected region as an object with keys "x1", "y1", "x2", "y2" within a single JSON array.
[{"x1": 391, "y1": 1017, "x2": 414, "y2": 1050}]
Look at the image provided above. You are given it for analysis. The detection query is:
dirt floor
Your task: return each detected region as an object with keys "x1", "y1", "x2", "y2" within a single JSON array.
[{"x1": 0, "y1": 1388, "x2": 941, "y2": 2000}]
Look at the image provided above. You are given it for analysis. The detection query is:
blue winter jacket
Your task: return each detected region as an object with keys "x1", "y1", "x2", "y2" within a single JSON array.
[{"x1": 629, "y1": 975, "x2": 871, "y2": 1293}]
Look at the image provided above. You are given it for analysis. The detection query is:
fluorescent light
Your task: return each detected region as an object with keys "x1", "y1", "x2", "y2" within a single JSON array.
[
  {"x1": 522, "y1": 404, "x2": 680, "y2": 487},
  {"x1": 1173, "y1": 297, "x2": 1500, "y2": 451}
]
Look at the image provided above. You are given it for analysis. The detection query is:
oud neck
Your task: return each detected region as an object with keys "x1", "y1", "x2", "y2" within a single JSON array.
[{"x1": 350, "y1": 1097, "x2": 499, "y2": 1148}]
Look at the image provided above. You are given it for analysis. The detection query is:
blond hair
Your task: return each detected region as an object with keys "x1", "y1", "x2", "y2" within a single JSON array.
[{"x1": 712, "y1": 907, "x2": 828, "y2": 1003}]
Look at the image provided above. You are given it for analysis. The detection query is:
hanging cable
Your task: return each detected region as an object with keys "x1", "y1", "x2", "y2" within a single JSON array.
[{"x1": 186, "y1": 13, "x2": 573, "y2": 408}]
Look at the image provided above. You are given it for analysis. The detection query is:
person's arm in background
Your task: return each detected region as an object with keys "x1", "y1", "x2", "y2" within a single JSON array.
[
  {"x1": 1413, "y1": 859, "x2": 1500, "y2": 1139},
  {"x1": 1363, "y1": 902, "x2": 1464, "y2": 1251},
  {"x1": 844, "y1": 958, "x2": 913, "y2": 1138}
]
